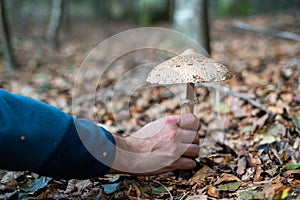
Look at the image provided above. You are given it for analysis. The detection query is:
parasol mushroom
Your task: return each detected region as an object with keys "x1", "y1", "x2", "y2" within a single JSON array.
[{"x1": 146, "y1": 48, "x2": 233, "y2": 113}]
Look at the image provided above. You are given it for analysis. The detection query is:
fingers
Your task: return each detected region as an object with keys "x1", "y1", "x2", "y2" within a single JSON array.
[
  {"x1": 170, "y1": 157, "x2": 197, "y2": 170},
  {"x1": 176, "y1": 129, "x2": 200, "y2": 144},
  {"x1": 145, "y1": 157, "x2": 197, "y2": 175},
  {"x1": 168, "y1": 114, "x2": 201, "y2": 131},
  {"x1": 181, "y1": 143, "x2": 200, "y2": 157}
]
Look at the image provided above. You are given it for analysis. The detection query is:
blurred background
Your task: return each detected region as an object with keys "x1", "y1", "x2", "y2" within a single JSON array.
[{"x1": 1, "y1": 0, "x2": 299, "y2": 69}]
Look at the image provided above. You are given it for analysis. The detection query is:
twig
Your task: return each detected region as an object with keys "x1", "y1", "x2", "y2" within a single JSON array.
[
  {"x1": 233, "y1": 21, "x2": 300, "y2": 42},
  {"x1": 153, "y1": 180, "x2": 173, "y2": 200},
  {"x1": 196, "y1": 83, "x2": 272, "y2": 114},
  {"x1": 179, "y1": 191, "x2": 190, "y2": 200},
  {"x1": 271, "y1": 148, "x2": 283, "y2": 165}
]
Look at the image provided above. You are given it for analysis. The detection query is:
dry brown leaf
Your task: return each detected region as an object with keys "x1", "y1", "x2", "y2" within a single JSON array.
[
  {"x1": 253, "y1": 114, "x2": 269, "y2": 130},
  {"x1": 132, "y1": 182, "x2": 142, "y2": 198},
  {"x1": 237, "y1": 156, "x2": 247, "y2": 175},
  {"x1": 207, "y1": 185, "x2": 220, "y2": 198},
  {"x1": 64, "y1": 179, "x2": 76, "y2": 193},
  {"x1": 214, "y1": 173, "x2": 241, "y2": 185},
  {"x1": 280, "y1": 93, "x2": 293, "y2": 103},
  {"x1": 263, "y1": 184, "x2": 292, "y2": 199},
  {"x1": 248, "y1": 151, "x2": 262, "y2": 167},
  {"x1": 0, "y1": 172, "x2": 17, "y2": 191},
  {"x1": 283, "y1": 169, "x2": 300, "y2": 178},
  {"x1": 64, "y1": 179, "x2": 92, "y2": 194},
  {"x1": 128, "y1": 195, "x2": 151, "y2": 200},
  {"x1": 190, "y1": 165, "x2": 214, "y2": 183},
  {"x1": 268, "y1": 106, "x2": 283, "y2": 114},
  {"x1": 290, "y1": 179, "x2": 300, "y2": 186},
  {"x1": 264, "y1": 167, "x2": 277, "y2": 177},
  {"x1": 241, "y1": 167, "x2": 255, "y2": 181},
  {"x1": 186, "y1": 194, "x2": 208, "y2": 200},
  {"x1": 253, "y1": 175, "x2": 282, "y2": 185},
  {"x1": 253, "y1": 165, "x2": 263, "y2": 182},
  {"x1": 228, "y1": 96, "x2": 247, "y2": 118}
]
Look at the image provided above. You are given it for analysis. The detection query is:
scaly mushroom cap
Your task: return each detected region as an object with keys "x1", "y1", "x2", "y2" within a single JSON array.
[{"x1": 146, "y1": 49, "x2": 233, "y2": 84}]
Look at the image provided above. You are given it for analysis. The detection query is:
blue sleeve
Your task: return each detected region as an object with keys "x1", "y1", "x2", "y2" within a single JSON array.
[{"x1": 0, "y1": 89, "x2": 116, "y2": 179}]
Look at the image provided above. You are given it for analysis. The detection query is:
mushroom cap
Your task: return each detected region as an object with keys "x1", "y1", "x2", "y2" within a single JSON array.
[{"x1": 146, "y1": 49, "x2": 233, "y2": 84}]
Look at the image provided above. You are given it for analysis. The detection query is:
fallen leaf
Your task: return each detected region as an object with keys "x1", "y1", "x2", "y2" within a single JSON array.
[
  {"x1": 214, "y1": 173, "x2": 241, "y2": 185},
  {"x1": 253, "y1": 175, "x2": 282, "y2": 185},
  {"x1": 238, "y1": 188, "x2": 264, "y2": 200},
  {"x1": 241, "y1": 125, "x2": 253, "y2": 133},
  {"x1": 247, "y1": 151, "x2": 262, "y2": 166},
  {"x1": 18, "y1": 176, "x2": 52, "y2": 194},
  {"x1": 292, "y1": 137, "x2": 299, "y2": 149},
  {"x1": 0, "y1": 172, "x2": 17, "y2": 191},
  {"x1": 186, "y1": 194, "x2": 208, "y2": 200},
  {"x1": 213, "y1": 103, "x2": 231, "y2": 114},
  {"x1": 1, "y1": 191, "x2": 29, "y2": 200},
  {"x1": 293, "y1": 116, "x2": 300, "y2": 130},
  {"x1": 237, "y1": 156, "x2": 247, "y2": 175},
  {"x1": 253, "y1": 165, "x2": 263, "y2": 182},
  {"x1": 241, "y1": 167, "x2": 255, "y2": 181},
  {"x1": 253, "y1": 114, "x2": 269, "y2": 130},
  {"x1": 264, "y1": 167, "x2": 277, "y2": 177},
  {"x1": 264, "y1": 184, "x2": 293, "y2": 199},
  {"x1": 283, "y1": 169, "x2": 300, "y2": 178},
  {"x1": 217, "y1": 181, "x2": 241, "y2": 192},
  {"x1": 132, "y1": 182, "x2": 142, "y2": 198},
  {"x1": 150, "y1": 183, "x2": 168, "y2": 196},
  {"x1": 190, "y1": 165, "x2": 214, "y2": 183},
  {"x1": 268, "y1": 106, "x2": 283, "y2": 114},
  {"x1": 280, "y1": 93, "x2": 293, "y2": 104},
  {"x1": 253, "y1": 133, "x2": 279, "y2": 145},
  {"x1": 207, "y1": 185, "x2": 220, "y2": 198},
  {"x1": 102, "y1": 183, "x2": 120, "y2": 195},
  {"x1": 290, "y1": 179, "x2": 300, "y2": 186},
  {"x1": 284, "y1": 162, "x2": 300, "y2": 171},
  {"x1": 228, "y1": 96, "x2": 247, "y2": 118},
  {"x1": 64, "y1": 179, "x2": 92, "y2": 194},
  {"x1": 253, "y1": 123, "x2": 285, "y2": 145}
]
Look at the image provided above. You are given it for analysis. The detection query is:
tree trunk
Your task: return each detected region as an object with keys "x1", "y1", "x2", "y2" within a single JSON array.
[
  {"x1": 169, "y1": 0, "x2": 175, "y2": 24},
  {"x1": 62, "y1": 0, "x2": 71, "y2": 33},
  {"x1": 0, "y1": 0, "x2": 18, "y2": 70},
  {"x1": 197, "y1": 0, "x2": 210, "y2": 54},
  {"x1": 47, "y1": 0, "x2": 64, "y2": 49},
  {"x1": 174, "y1": 0, "x2": 211, "y2": 55}
]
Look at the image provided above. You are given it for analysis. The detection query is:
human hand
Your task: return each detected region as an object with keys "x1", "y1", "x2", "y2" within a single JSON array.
[{"x1": 109, "y1": 113, "x2": 200, "y2": 175}]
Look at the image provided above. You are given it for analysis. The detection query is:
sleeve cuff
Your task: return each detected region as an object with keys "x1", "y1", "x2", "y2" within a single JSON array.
[{"x1": 35, "y1": 117, "x2": 116, "y2": 179}]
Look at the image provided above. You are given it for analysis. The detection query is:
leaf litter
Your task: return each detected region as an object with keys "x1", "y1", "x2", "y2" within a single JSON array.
[{"x1": 0, "y1": 11, "x2": 300, "y2": 199}]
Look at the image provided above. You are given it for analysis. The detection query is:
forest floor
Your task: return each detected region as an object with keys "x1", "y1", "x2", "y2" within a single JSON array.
[{"x1": 0, "y1": 11, "x2": 300, "y2": 199}]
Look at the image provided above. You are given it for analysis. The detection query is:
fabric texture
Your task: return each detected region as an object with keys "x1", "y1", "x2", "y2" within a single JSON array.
[{"x1": 0, "y1": 89, "x2": 116, "y2": 179}]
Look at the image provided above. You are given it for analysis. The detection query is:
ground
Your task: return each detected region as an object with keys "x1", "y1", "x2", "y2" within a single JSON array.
[{"x1": 0, "y1": 11, "x2": 299, "y2": 199}]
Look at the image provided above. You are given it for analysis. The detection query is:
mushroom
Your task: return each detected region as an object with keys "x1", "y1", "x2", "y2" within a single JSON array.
[{"x1": 146, "y1": 49, "x2": 233, "y2": 113}]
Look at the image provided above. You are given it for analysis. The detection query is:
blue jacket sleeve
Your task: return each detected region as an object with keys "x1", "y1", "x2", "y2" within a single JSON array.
[{"x1": 0, "y1": 89, "x2": 116, "y2": 179}]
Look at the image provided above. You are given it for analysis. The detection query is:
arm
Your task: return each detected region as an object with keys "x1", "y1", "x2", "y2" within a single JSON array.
[
  {"x1": 0, "y1": 89, "x2": 200, "y2": 179},
  {"x1": 0, "y1": 89, "x2": 116, "y2": 179}
]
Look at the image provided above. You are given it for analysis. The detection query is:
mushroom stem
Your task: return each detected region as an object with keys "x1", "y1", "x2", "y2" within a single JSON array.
[{"x1": 186, "y1": 83, "x2": 195, "y2": 113}]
